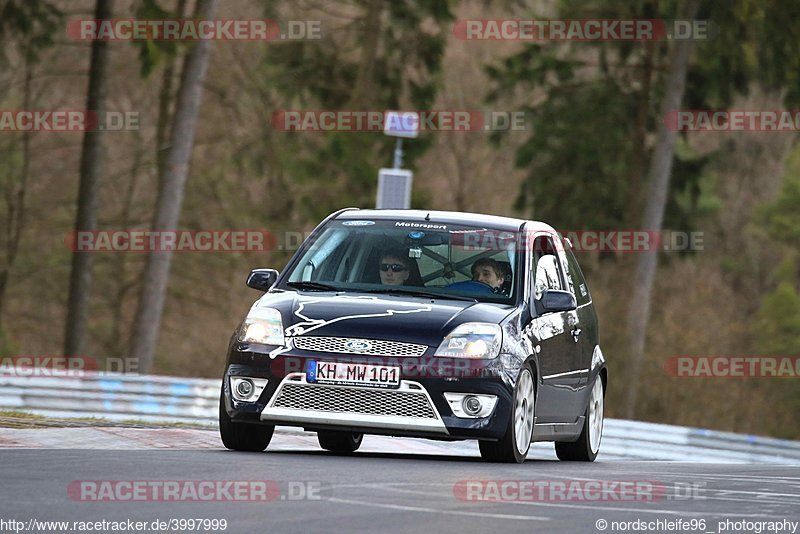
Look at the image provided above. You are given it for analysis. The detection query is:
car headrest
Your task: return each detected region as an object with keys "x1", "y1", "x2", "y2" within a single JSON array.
[{"x1": 495, "y1": 260, "x2": 512, "y2": 280}]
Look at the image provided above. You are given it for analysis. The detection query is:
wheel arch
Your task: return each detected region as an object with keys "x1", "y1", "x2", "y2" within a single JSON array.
[{"x1": 525, "y1": 353, "x2": 540, "y2": 398}]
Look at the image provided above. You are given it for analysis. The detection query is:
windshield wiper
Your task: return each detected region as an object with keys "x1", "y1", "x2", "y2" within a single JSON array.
[
  {"x1": 286, "y1": 281, "x2": 341, "y2": 292},
  {"x1": 364, "y1": 287, "x2": 477, "y2": 302}
]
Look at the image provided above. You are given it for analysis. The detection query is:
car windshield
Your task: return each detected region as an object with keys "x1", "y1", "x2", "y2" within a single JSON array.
[{"x1": 279, "y1": 219, "x2": 521, "y2": 304}]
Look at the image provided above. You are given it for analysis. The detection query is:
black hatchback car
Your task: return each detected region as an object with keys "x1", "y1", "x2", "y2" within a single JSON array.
[{"x1": 220, "y1": 209, "x2": 606, "y2": 463}]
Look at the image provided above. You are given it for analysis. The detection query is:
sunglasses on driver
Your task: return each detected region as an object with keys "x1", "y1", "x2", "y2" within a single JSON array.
[{"x1": 380, "y1": 263, "x2": 408, "y2": 273}]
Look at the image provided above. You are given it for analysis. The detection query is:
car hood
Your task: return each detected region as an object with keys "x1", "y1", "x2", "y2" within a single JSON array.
[{"x1": 250, "y1": 290, "x2": 516, "y2": 347}]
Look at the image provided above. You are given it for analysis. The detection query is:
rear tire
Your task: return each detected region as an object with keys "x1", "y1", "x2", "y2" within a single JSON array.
[
  {"x1": 479, "y1": 365, "x2": 535, "y2": 463},
  {"x1": 317, "y1": 430, "x2": 363, "y2": 453},
  {"x1": 555, "y1": 375, "x2": 604, "y2": 462},
  {"x1": 219, "y1": 388, "x2": 274, "y2": 452}
]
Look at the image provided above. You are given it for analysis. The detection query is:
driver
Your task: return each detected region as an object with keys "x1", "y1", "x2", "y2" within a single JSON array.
[
  {"x1": 378, "y1": 249, "x2": 411, "y2": 286},
  {"x1": 471, "y1": 258, "x2": 505, "y2": 292}
]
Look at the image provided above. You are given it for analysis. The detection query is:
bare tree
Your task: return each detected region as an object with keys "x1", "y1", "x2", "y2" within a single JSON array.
[
  {"x1": 348, "y1": 0, "x2": 382, "y2": 108},
  {"x1": 155, "y1": 0, "x2": 188, "y2": 181},
  {"x1": 63, "y1": 0, "x2": 113, "y2": 358},
  {"x1": 623, "y1": 0, "x2": 699, "y2": 418},
  {"x1": 128, "y1": 0, "x2": 219, "y2": 373},
  {"x1": 0, "y1": 58, "x2": 33, "y2": 341}
]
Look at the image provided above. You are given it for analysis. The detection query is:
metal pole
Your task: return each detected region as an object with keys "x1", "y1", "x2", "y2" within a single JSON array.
[{"x1": 393, "y1": 137, "x2": 403, "y2": 169}]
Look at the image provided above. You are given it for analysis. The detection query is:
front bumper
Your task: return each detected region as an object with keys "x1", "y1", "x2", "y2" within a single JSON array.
[
  {"x1": 262, "y1": 372, "x2": 449, "y2": 435},
  {"x1": 223, "y1": 347, "x2": 515, "y2": 440}
]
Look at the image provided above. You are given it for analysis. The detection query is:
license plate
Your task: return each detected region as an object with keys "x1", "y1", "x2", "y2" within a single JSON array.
[{"x1": 307, "y1": 361, "x2": 400, "y2": 389}]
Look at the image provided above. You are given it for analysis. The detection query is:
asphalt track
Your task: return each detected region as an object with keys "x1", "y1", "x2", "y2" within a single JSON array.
[{"x1": 1, "y1": 428, "x2": 798, "y2": 534}]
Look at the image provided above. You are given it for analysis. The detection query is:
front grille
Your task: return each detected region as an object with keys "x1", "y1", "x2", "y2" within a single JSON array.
[
  {"x1": 292, "y1": 336, "x2": 427, "y2": 357},
  {"x1": 272, "y1": 383, "x2": 436, "y2": 419}
]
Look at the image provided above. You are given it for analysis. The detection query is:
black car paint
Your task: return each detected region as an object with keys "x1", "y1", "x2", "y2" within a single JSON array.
[{"x1": 222, "y1": 209, "x2": 605, "y2": 444}]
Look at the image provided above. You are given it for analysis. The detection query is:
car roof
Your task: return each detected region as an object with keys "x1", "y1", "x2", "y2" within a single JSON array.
[{"x1": 336, "y1": 208, "x2": 546, "y2": 232}]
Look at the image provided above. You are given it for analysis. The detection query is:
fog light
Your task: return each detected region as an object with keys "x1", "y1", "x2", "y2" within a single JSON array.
[
  {"x1": 235, "y1": 379, "x2": 254, "y2": 397},
  {"x1": 444, "y1": 392, "x2": 498, "y2": 418},
  {"x1": 230, "y1": 376, "x2": 268, "y2": 402},
  {"x1": 463, "y1": 395, "x2": 482, "y2": 416}
]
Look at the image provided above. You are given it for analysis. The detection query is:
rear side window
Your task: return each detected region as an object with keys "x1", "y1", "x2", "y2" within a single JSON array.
[{"x1": 563, "y1": 244, "x2": 591, "y2": 306}]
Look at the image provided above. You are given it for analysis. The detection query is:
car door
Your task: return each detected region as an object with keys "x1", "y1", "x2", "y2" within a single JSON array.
[
  {"x1": 524, "y1": 234, "x2": 584, "y2": 423},
  {"x1": 561, "y1": 239, "x2": 598, "y2": 393}
]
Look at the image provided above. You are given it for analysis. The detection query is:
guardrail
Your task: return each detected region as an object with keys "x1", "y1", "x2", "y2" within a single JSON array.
[
  {"x1": 1, "y1": 371, "x2": 799, "y2": 463},
  {"x1": 0, "y1": 372, "x2": 218, "y2": 426}
]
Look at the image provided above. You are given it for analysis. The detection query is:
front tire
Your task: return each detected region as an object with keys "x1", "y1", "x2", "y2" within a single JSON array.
[
  {"x1": 219, "y1": 388, "x2": 274, "y2": 452},
  {"x1": 317, "y1": 430, "x2": 363, "y2": 453},
  {"x1": 479, "y1": 365, "x2": 535, "y2": 463},
  {"x1": 555, "y1": 375, "x2": 604, "y2": 461}
]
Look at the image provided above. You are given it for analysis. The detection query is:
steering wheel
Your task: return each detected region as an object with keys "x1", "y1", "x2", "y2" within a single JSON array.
[{"x1": 445, "y1": 280, "x2": 495, "y2": 294}]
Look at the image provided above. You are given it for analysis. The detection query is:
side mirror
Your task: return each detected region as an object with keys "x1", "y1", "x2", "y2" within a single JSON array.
[
  {"x1": 246, "y1": 268, "x2": 279, "y2": 291},
  {"x1": 539, "y1": 289, "x2": 577, "y2": 313}
]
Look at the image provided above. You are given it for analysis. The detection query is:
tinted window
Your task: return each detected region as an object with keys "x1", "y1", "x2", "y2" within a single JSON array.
[
  {"x1": 564, "y1": 243, "x2": 591, "y2": 306},
  {"x1": 531, "y1": 236, "x2": 564, "y2": 299}
]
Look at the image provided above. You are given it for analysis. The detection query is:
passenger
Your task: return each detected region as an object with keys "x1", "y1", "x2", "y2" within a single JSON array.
[{"x1": 471, "y1": 258, "x2": 506, "y2": 292}]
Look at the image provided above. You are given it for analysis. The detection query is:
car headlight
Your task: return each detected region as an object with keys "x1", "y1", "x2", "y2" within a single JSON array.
[
  {"x1": 239, "y1": 307, "x2": 285, "y2": 346},
  {"x1": 434, "y1": 323, "x2": 501, "y2": 359}
]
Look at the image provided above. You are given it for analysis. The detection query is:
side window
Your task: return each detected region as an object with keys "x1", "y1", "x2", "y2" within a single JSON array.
[
  {"x1": 532, "y1": 236, "x2": 564, "y2": 299},
  {"x1": 534, "y1": 255, "x2": 562, "y2": 298},
  {"x1": 560, "y1": 250, "x2": 574, "y2": 297},
  {"x1": 564, "y1": 244, "x2": 591, "y2": 306},
  {"x1": 288, "y1": 228, "x2": 346, "y2": 282}
]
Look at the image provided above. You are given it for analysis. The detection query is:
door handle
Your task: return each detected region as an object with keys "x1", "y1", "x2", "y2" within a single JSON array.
[{"x1": 571, "y1": 328, "x2": 581, "y2": 342}]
